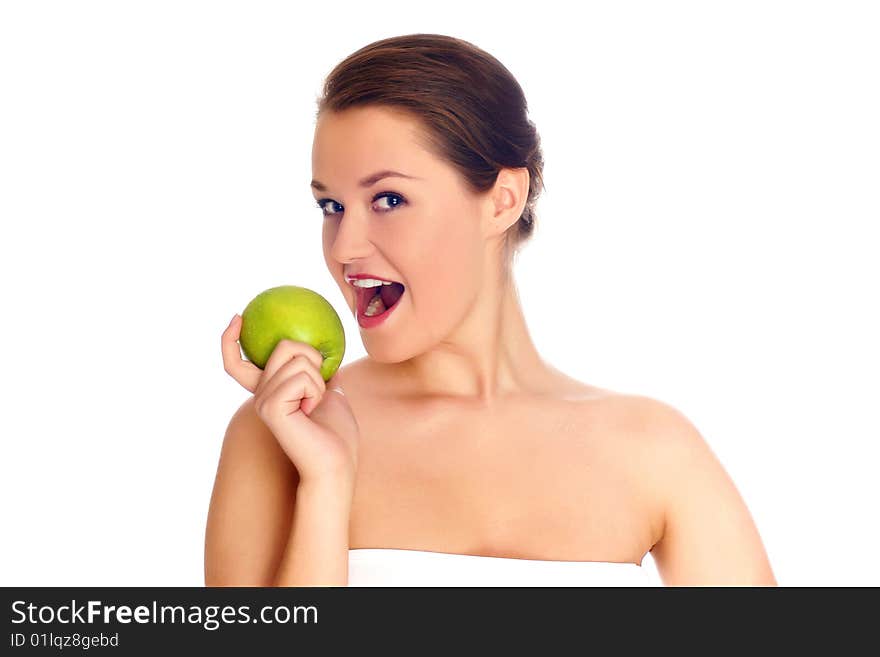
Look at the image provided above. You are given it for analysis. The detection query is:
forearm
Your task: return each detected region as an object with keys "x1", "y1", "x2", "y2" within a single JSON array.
[{"x1": 272, "y1": 477, "x2": 354, "y2": 586}]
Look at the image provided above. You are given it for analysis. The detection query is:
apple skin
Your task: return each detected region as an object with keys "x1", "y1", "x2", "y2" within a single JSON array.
[{"x1": 239, "y1": 285, "x2": 345, "y2": 382}]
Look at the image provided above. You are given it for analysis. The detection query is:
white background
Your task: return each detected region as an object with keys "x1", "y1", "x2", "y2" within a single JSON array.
[{"x1": 1, "y1": 1, "x2": 877, "y2": 586}]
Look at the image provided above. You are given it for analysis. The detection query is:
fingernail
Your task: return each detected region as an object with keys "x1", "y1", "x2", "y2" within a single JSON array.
[
  {"x1": 230, "y1": 314, "x2": 238, "y2": 324},
  {"x1": 330, "y1": 387, "x2": 345, "y2": 396}
]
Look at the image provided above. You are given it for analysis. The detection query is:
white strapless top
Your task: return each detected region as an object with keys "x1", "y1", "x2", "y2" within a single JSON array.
[{"x1": 348, "y1": 548, "x2": 661, "y2": 587}]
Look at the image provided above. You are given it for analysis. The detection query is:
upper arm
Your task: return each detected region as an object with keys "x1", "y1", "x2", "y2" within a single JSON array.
[
  {"x1": 640, "y1": 398, "x2": 777, "y2": 586},
  {"x1": 204, "y1": 397, "x2": 300, "y2": 586}
]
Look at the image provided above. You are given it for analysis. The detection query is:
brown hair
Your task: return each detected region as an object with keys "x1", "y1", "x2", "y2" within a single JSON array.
[{"x1": 316, "y1": 34, "x2": 545, "y2": 263}]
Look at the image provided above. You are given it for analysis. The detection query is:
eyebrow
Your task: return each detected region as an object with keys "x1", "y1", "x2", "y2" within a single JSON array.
[{"x1": 310, "y1": 170, "x2": 420, "y2": 192}]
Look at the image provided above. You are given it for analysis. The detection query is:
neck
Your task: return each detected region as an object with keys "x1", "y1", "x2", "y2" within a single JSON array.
[{"x1": 397, "y1": 263, "x2": 551, "y2": 407}]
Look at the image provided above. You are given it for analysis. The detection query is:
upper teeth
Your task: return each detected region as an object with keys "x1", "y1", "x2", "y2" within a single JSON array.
[{"x1": 351, "y1": 278, "x2": 393, "y2": 288}]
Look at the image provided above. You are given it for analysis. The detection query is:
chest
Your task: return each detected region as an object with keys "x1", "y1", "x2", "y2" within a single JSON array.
[{"x1": 345, "y1": 394, "x2": 654, "y2": 562}]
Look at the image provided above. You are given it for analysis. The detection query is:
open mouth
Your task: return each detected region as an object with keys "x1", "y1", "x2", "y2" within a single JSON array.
[{"x1": 356, "y1": 281, "x2": 405, "y2": 318}]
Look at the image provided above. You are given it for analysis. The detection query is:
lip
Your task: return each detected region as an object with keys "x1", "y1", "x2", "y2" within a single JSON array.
[
  {"x1": 355, "y1": 285, "x2": 405, "y2": 329},
  {"x1": 343, "y1": 271, "x2": 406, "y2": 329}
]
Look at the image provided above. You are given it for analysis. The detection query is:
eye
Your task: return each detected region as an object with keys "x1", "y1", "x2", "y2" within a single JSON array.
[
  {"x1": 314, "y1": 192, "x2": 407, "y2": 217},
  {"x1": 316, "y1": 198, "x2": 343, "y2": 216},
  {"x1": 373, "y1": 191, "x2": 406, "y2": 212}
]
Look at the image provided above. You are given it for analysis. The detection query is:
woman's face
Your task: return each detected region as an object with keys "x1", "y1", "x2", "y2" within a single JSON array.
[{"x1": 312, "y1": 106, "x2": 491, "y2": 362}]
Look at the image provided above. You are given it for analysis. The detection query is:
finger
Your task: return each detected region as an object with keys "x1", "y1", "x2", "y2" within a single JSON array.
[
  {"x1": 221, "y1": 314, "x2": 261, "y2": 392},
  {"x1": 258, "y1": 339, "x2": 325, "y2": 395},
  {"x1": 255, "y1": 353, "x2": 327, "y2": 407},
  {"x1": 257, "y1": 371, "x2": 320, "y2": 421},
  {"x1": 264, "y1": 338, "x2": 324, "y2": 375}
]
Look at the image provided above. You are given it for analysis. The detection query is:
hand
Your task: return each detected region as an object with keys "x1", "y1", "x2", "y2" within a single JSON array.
[{"x1": 221, "y1": 314, "x2": 360, "y2": 485}]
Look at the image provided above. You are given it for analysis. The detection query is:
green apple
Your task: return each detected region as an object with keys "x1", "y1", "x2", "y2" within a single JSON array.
[{"x1": 239, "y1": 285, "x2": 345, "y2": 381}]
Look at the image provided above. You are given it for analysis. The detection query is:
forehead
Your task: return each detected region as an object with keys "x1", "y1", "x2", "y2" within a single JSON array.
[{"x1": 311, "y1": 106, "x2": 432, "y2": 177}]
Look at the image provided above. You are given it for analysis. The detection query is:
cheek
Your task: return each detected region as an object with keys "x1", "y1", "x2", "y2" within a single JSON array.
[
  {"x1": 405, "y1": 201, "x2": 480, "y2": 263},
  {"x1": 322, "y1": 222, "x2": 348, "y2": 267},
  {"x1": 322, "y1": 220, "x2": 336, "y2": 254},
  {"x1": 321, "y1": 223, "x2": 348, "y2": 294},
  {"x1": 403, "y1": 210, "x2": 483, "y2": 313}
]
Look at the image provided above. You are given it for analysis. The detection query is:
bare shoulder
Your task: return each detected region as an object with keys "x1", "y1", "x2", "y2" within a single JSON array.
[
  {"x1": 562, "y1": 385, "x2": 695, "y2": 452},
  {"x1": 600, "y1": 392, "x2": 777, "y2": 585},
  {"x1": 221, "y1": 396, "x2": 298, "y2": 478},
  {"x1": 577, "y1": 390, "x2": 713, "y2": 457},
  {"x1": 204, "y1": 396, "x2": 299, "y2": 586},
  {"x1": 602, "y1": 392, "x2": 740, "y2": 509},
  {"x1": 325, "y1": 356, "x2": 370, "y2": 393},
  {"x1": 601, "y1": 392, "x2": 705, "y2": 453},
  {"x1": 585, "y1": 391, "x2": 731, "y2": 521},
  {"x1": 573, "y1": 391, "x2": 687, "y2": 543}
]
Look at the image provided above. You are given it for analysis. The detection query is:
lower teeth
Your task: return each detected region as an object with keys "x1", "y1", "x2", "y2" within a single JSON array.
[{"x1": 363, "y1": 292, "x2": 387, "y2": 317}]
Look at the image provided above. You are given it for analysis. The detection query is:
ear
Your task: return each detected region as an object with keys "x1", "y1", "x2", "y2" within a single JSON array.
[{"x1": 482, "y1": 167, "x2": 530, "y2": 239}]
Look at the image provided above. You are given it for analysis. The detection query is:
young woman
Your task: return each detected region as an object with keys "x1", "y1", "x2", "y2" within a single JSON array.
[{"x1": 206, "y1": 33, "x2": 777, "y2": 587}]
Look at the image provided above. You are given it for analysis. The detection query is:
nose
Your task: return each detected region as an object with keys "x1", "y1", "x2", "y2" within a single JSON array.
[{"x1": 327, "y1": 209, "x2": 374, "y2": 264}]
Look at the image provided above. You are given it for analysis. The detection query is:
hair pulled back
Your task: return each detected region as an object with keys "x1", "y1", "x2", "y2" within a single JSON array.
[{"x1": 316, "y1": 33, "x2": 545, "y2": 259}]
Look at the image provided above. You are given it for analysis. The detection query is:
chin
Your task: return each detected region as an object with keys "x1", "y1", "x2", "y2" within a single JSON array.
[{"x1": 362, "y1": 341, "x2": 408, "y2": 364}]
